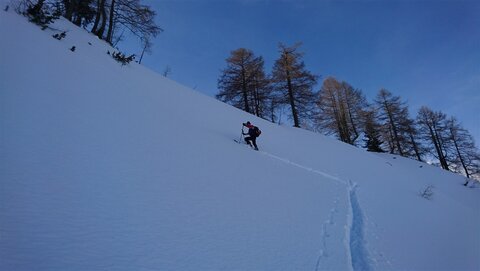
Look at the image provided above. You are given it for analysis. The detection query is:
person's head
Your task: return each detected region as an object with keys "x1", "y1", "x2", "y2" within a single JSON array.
[{"x1": 243, "y1": 121, "x2": 253, "y2": 128}]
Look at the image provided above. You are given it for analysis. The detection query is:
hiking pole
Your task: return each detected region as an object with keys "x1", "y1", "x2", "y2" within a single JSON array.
[{"x1": 239, "y1": 126, "x2": 244, "y2": 143}]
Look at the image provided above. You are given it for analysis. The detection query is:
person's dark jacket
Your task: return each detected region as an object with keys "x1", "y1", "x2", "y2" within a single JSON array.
[{"x1": 247, "y1": 127, "x2": 257, "y2": 138}]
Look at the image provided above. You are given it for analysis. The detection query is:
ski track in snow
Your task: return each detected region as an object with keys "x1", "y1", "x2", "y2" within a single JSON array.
[
  {"x1": 259, "y1": 151, "x2": 346, "y2": 186},
  {"x1": 315, "y1": 196, "x2": 340, "y2": 271},
  {"x1": 346, "y1": 181, "x2": 374, "y2": 271},
  {"x1": 257, "y1": 150, "x2": 375, "y2": 271}
]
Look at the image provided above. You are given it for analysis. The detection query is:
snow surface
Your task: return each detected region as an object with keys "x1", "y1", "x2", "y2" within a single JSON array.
[{"x1": 1, "y1": 9, "x2": 479, "y2": 270}]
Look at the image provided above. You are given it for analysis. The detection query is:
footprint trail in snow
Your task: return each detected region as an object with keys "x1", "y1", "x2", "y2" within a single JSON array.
[{"x1": 257, "y1": 150, "x2": 378, "y2": 271}]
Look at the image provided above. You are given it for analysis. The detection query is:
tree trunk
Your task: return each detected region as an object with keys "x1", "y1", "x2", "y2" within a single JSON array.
[
  {"x1": 91, "y1": 0, "x2": 104, "y2": 34},
  {"x1": 280, "y1": 51, "x2": 299, "y2": 128},
  {"x1": 105, "y1": 0, "x2": 115, "y2": 44},
  {"x1": 451, "y1": 129, "x2": 470, "y2": 178},
  {"x1": 240, "y1": 63, "x2": 250, "y2": 113},
  {"x1": 96, "y1": 2, "x2": 107, "y2": 39},
  {"x1": 139, "y1": 43, "x2": 147, "y2": 64},
  {"x1": 326, "y1": 89, "x2": 344, "y2": 142},
  {"x1": 270, "y1": 99, "x2": 276, "y2": 123},
  {"x1": 74, "y1": 14, "x2": 82, "y2": 26},
  {"x1": 428, "y1": 125, "x2": 449, "y2": 170},
  {"x1": 338, "y1": 98, "x2": 350, "y2": 144},
  {"x1": 432, "y1": 125, "x2": 449, "y2": 170},
  {"x1": 253, "y1": 78, "x2": 260, "y2": 117},
  {"x1": 408, "y1": 131, "x2": 422, "y2": 161},
  {"x1": 383, "y1": 99, "x2": 403, "y2": 155},
  {"x1": 64, "y1": 0, "x2": 74, "y2": 22},
  {"x1": 345, "y1": 99, "x2": 359, "y2": 144},
  {"x1": 387, "y1": 126, "x2": 395, "y2": 153},
  {"x1": 286, "y1": 70, "x2": 299, "y2": 127}
]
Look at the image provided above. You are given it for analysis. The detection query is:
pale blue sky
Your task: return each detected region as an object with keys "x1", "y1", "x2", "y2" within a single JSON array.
[{"x1": 121, "y1": 0, "x2": 479, "y2": 143}]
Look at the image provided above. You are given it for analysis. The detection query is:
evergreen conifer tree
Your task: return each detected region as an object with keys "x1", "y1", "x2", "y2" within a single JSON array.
[
  {"x1": 26, "y1": 0, "x2": 59, "y2": 29},
  {"x1": 363, "y1": 110, "x2": 385, "y2": 152}
]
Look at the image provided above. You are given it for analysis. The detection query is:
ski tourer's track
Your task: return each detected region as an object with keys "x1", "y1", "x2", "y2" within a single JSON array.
[
  {"x1": 347, "y1": 181, "x2": 373, "y2": 271},
  {"x1": 315, "y1": 197, "x2": 340, "y2": 271},
  {"x1": 254, "y1": 149, "x2": 376, "y2": 271}
]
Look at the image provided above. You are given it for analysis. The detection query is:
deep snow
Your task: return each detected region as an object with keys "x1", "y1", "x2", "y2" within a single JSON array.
[{"x1": 1, "y1": 8, "x2": 479, "y2": 270}]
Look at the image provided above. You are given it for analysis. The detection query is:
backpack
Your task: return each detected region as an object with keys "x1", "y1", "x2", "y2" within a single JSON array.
[{"x1": 253, "y1": 126, "x2": 261, "y2": 137}]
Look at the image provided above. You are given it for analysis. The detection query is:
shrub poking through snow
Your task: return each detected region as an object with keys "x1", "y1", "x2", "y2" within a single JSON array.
[
  {"x1": 112, "y1": 51, "x2": 135, "y2": 66},
  {"x1": 52, "y1": 31, "x2": 66, "y2": 40},
  {"x1": 419, "y1": 185, "x2": 434, "y2": 200}
]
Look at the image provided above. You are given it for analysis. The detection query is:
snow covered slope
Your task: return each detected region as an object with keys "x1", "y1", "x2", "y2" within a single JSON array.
[{"x1": 1, "y1": 10, "x2": 479, "y2": 270}]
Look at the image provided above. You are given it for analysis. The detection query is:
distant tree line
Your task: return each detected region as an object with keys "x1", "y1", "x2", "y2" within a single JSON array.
[
  {"x1": 216, "y1": 44, "x2": 480, "y2": 181},
  {"x1": 15, "y1": 0, "x2": 162, "y2": 51}
]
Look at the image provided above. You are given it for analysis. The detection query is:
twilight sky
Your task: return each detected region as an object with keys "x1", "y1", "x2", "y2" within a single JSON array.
[{"x1": 121, "y1": 0, "x2": 479, "y2": 143}]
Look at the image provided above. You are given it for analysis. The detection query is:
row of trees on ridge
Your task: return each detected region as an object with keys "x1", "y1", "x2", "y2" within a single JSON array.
[{"x1": 216, "y1": 43, "x2": 480, "y2": 181}]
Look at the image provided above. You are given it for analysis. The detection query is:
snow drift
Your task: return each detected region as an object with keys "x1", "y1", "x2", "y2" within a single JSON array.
[{"x1": 1, "y1": 9, "x2": 479, "y2": 270}]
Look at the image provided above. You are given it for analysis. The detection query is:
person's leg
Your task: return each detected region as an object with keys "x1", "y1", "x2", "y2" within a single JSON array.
[
  {"x1": 252, "y1": 137, "x2": 258, "y2": 150},
  {"x1": 244, "y1": 136, "x2": 253, "y2": 147}
]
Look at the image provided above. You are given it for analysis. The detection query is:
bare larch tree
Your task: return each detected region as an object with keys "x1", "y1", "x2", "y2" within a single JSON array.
[{"x1": 271, "y1": 43, "x2": 318, "y2": 128}]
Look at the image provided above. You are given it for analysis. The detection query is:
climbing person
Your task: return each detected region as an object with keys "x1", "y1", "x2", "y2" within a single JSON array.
[{"x1": 242, "y1": 121, "x2": 261, "y2": 150}]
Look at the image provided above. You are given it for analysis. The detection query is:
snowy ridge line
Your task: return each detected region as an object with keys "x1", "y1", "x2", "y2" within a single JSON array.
[
  {"x1": 346, "y1": 181, "x2": 374, "y2": 271},
  {"x1": 259, "y1": 151, "x2": 346, "y2": 185}
]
